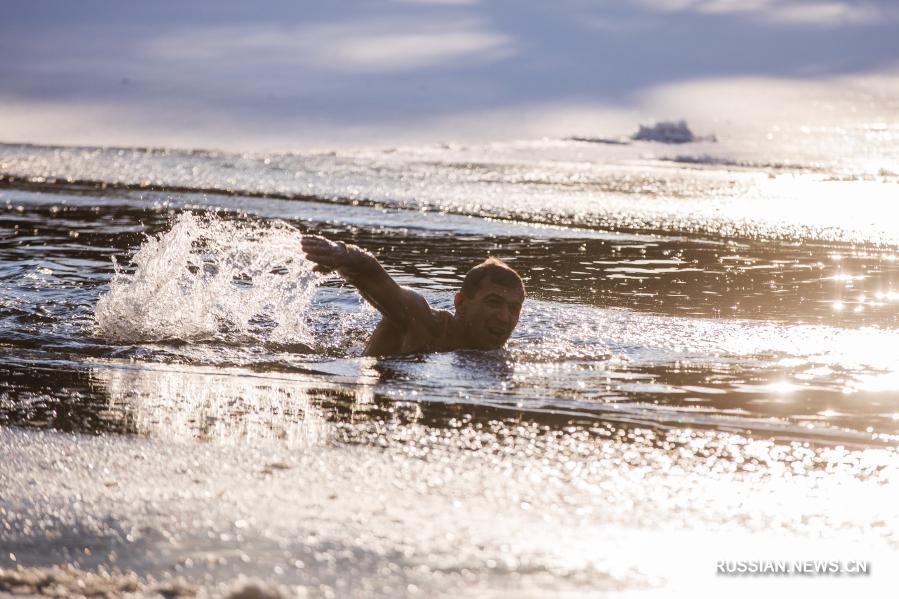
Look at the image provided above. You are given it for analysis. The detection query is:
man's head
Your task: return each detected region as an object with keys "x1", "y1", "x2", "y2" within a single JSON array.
[{"x1": 454, "y1": 257, "x2": 525, "y2": 350}]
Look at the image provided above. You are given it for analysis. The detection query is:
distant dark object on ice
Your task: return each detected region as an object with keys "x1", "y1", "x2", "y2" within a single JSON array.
[
  {"x1": 662, "y1": 154, "x2": 739, "y2": 167},
  {"x1": 567, "y1": 136, "x2": 630, "y2": 145},
  {"x1": 568, "y1": 120, "x2": 716, "y2": 146},
  {"x1": 632, "y1": 120, "x2": 716, "y2": 144}
]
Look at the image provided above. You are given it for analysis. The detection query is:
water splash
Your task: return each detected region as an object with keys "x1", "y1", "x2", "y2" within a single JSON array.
[{"x1": 95, "y1": 212, "x2": 318, "y2": 345}]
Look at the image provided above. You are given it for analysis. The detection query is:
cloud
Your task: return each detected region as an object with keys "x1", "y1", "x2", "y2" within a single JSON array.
[
  {"x1": 4, "y1": 66, "x2": 898, "y2": 153},
  {"x1": 760, "y1": 2, "x2": 880, "y2": 26},
  {"x1": 637, "y1": 0, "x2": 886, "y2": 26},
  {"x1": 143, "y1": 18, "x2": 513, "y2": 73},
  {"x1": 2, "y1": 1, "x2": 898, "y2": 152}
]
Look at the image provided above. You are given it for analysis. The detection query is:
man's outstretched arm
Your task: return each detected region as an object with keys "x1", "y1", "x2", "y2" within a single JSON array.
[{"x1": 301, "y1": 235, "x2": 428, "y2": 325}]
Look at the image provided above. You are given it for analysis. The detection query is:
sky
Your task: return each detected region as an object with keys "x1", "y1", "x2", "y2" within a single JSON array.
[{"x1": 1, "y1": 0, "x2": 898, "y2": 151}]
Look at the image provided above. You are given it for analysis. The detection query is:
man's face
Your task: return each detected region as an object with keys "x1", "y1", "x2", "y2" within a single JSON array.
[{"x1": 455, "y1": 280, "x2": 525, "y2": 350}]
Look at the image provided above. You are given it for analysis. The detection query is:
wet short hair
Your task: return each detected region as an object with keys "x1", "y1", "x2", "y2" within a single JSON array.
[{"x1": 460, "y1": 257, "x2": 524, "y2": 298}]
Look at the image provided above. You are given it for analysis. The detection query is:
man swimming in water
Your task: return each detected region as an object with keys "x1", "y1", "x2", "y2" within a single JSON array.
[{"x1": 301, "y1": 235, "x2": 525, "y2": 356}]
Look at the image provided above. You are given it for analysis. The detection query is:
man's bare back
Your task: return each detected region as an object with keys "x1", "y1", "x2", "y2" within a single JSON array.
[{"x1": 301, "y1": 235, "x2": 525, "y2": 356}]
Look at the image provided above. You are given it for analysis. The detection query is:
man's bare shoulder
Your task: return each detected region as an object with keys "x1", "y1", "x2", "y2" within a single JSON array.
[
  {"x1": 430, "y1": 307, "x2": 454, "y2": 322},
  {"x1": 394, "y1": 287, "x2": 455, "y2": 341},
  {"x1": 396, "y1": 286, "x2": 441, "y2": 324},
  {"x1": 363, "y1": 293, "x2": 452, "y2": 356}
]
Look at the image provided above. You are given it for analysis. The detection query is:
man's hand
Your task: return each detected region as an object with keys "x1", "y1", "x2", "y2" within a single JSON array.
[{"x1": 301, "y1": 235, "x2": 353, "y2": 274}]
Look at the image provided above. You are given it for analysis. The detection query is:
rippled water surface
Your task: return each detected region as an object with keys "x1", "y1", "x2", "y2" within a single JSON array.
[{"x1": 1, "y1": 141, "x2": 898, "y2": 597}]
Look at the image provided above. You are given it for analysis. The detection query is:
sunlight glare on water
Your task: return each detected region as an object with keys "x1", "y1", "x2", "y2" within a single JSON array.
[
  {"x1": 5, "y1": 140, "x2": 899, "y2": 243},
  {"x1": 90, "y1": 362, "x2": 329, "y2": 446},
  {"x1": 3, "y1": 139, "x2": 899, "y2": 596}
]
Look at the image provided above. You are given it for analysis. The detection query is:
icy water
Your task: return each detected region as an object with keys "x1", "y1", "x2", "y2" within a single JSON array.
[{"x1": 1, "y1": 140, "x2": 898, "y2": 597}]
